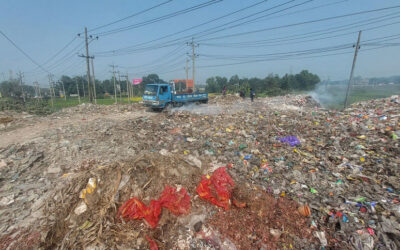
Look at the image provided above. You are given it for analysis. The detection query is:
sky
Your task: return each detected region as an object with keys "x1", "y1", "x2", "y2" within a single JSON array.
[{"x1": 1, "y1": 0, "x2": 400, "y2": 87}]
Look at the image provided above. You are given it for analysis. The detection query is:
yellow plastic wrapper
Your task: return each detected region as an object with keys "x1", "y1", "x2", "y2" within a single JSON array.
[{"x1": 79, "y1": 178, "x2": 97, "y2": 199}]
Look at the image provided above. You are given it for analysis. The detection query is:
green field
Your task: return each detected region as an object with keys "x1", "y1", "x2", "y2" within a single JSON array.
[{"x1": 311, "y1": 84, "x2": 400, "y2": 109}]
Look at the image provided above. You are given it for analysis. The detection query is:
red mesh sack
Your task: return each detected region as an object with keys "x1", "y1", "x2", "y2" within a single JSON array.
[
  {"x1": 196, "y1": 167, "x2": 235, "y2": 210},
  {"x1": 159, "y1": 185, "x2": 191, "y2": 215}
]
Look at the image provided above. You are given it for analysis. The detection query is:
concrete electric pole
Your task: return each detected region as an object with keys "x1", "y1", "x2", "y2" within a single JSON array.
[
  {"x1": 344, "y1": 31, "x2": 362, "y2": 109},
  {"x1": 48, "y1": 74, "x2": 54, "y2": 107},
  {"x1": 187, "y1": 38, "x2": 199, "y2": 91},
  {"x1": 84, "y1": 27, "x2": 92, "y2": 103},
  {"x1": 75, "y1": 79, "x2": 81, "y2": 104},
  {"x1": 110, "y1": 64, "x2": 118, "y2": 104},
  {"x1": 185, "y1": 58, "x2": 189, "y2": 92},
  {"x1": 91, "y1": 57, "x2": 97, "y2": 104},
  {"x1": 60, "y1": 80, "x2": 66, "y2": 101},
  {"x1": 17, "y1": 71, "x2": 26, "y2": 102},
  {"x1": 118, "y1": 71, "x2": 122, "y2": 103}
]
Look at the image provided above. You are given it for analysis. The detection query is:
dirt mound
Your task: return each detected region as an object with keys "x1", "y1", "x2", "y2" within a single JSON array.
[
  {"x1": 42, "y1": 152, "x2": 203, "y2": 249},
  {"x1": 38, "y1": 152, "x2": 312, "y2": 249}
]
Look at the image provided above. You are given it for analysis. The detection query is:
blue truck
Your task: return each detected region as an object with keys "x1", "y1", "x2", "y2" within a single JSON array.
[{"x1": 142, "y1": 83, "x2": 208, "y2": 111}]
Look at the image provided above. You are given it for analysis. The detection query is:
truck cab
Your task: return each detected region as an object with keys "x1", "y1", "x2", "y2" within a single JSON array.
[
  {"x1": 142, "y1": 83, "x2": 173, "y2": 110},
  {"x1": 142, "y1": 83, "x2": 208, "y2": 111}
]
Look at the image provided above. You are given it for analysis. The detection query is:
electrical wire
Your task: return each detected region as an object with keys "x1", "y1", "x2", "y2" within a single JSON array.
[
  {"x1": 200, "y1": 13, "x2": 400, "y2": 48},
  {"x1": 94, "y1": 0, "x2": 302, "y2": 54},
  {"x1": 93, "y1": 0, "x2": 223, "y2": 36},
  {"x1": 195, "y1": 0, "x2": 315, "y2": 40},
  {"x1": 198, "y1": 5, "x2": 400, "y2": 41},
  {"x1": 95, "y1": 0, "x2": 269, "y2": 54},
  {"x1": 0, "y1": 30, "x2": 50, "y2": 74},
  {"x1": 119, "y1": 44, "x2": 186, "y2": 69},
  {"x1": 89, "y1": 0, "x2": 174, "y2": 32}
]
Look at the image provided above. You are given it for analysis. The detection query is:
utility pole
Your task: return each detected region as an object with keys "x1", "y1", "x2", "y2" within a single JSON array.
[
  {"x1": 110, "y1": 64, "x2": 118, "y2": 104},
  {"x1": 51, "y1": 78, "x2": 56, "y2": 101},
  {"x1": 118, "y1": 71, "x2": 122, "y2": 103},
  {"x1": 344, "y1": 31, "x2": 362, "y2": 109},
  {"x1": 187, "y1": 38, "x2": 198, "y2": 91},
  {"x1": 17, "y1": 71, "x2": 26, "y2": 102},
  {"x1": 75, "y1": 79, "x2": 81, "y2": 104},
  {"x1": 84, "y1": 27, "x2": 92, "y2": 103},
  {"x1": 34, "y1": 81, "x2": 41, "y2": 99},
  {"x1": 185, "y1": 58, "x2": 189, "y2": 92},
  {"x1": 33, "y1": 81, "x2": 38, "y2": 102},
  {"x1": 48, "y1": 74, "x2": 54, "y2": 107},
  {"x1": 90, "y1": 57, "x2": 97, "y2": 104},
  {"x1": 33, "y1": 81, "x2": 40, "y2": 101},
  {"x1": 60, "y1": 80, "x2": 66, "y2": 100},
  {"x1": 81, "y1": 78, "x2": 86, "y2": 98},
  {"x1": 122, "y1": 73, "x2": 130, "y2": 104}
]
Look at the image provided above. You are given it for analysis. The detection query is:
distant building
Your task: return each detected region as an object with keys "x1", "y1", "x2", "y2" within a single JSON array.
[{"x1": 173, "y1": 79, "x2": 194, "y2": 92}]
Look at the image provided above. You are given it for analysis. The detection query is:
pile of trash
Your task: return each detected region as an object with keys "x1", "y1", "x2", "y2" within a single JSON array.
[{"x1": 0, "y1": 94, "x2": 399, "y2": 249}]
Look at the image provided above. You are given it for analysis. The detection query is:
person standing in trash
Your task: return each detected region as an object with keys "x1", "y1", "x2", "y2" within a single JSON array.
[
  {"x1": 250, "y1": 88, "x2": 255, "y2": 102},
  {"x1": 222, "y1": 86, "x2": 227, "y2": 96},
  {"x1": 239, "y1": 90, "x2": 245, "y2": 99}
]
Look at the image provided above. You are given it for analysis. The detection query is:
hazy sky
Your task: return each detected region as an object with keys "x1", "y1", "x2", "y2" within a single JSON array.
[{"x1": 1, "y1": 0, "x2": 400, "y2": 86}]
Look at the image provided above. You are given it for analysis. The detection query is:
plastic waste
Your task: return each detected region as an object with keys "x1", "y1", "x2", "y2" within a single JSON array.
[
  {"x1": 314, "y1": 231, "x2": 327, "y2": 246},
  {"x1": 277, "y1": 136, "x2": 301, "y2": 146},
  {"x1": 196, "y1": 166, "x2": 235, "y2": 210},
  {"x1": 298, "y1": 205, "x2": 311, "y2": 217},
  {"x1": 79, "y1": 177, "x2": 96, "y2": 200},
  {"x1": 117, "y1": 185, "x2": 190, "y2": 228}
]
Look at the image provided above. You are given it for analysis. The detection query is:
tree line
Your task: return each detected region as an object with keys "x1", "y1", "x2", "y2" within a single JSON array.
[
  {"x1": 205, "y1": 70, "x2": 320, "y2": 96},
  {"x1": 0, "y1": 70, "x2": 320, "y2": 99},
  {"x1": 0, "y1": 74, "x2": 165, "y2": 99}
]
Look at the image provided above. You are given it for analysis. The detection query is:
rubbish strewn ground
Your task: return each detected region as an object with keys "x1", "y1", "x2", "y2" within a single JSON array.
[{"x1": 0, "y1": 94, "x2": 399, "y2": 249}]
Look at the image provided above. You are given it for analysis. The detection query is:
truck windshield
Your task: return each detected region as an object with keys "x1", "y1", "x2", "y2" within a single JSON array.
[{"x1": 144, "y1": 85, "x2": 158, "y2": 96}]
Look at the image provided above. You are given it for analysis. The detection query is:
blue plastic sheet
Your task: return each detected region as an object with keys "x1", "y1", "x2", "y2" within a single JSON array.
[{"x1": 278, "y1": 136, "x2": 301, "y2": 146}]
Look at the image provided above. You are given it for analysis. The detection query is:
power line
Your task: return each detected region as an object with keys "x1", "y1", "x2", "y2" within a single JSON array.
[
  {"x1": 197, "y1": 33, "x2": 400, "y2": 68},
  {"x1": 198, "y1": 4, "x2": 400, "y2": 41},
  {"x1": 89, "y1": 0, "x2": 174, "y2": 32},
  {"x1": 93, "y1": 0, "x2": 348, "y2": 57},
  {"x1": 195, "y1": 0, "x2": 315, "y2": 40},
  {"x1": 40, "y1": 36, "x2": 78, "y2": 66},
  {"x1": 245, "y1": 0, "x2": 348, "y2": 25},
  {"x1": 0, "y1": 30, "x2": 50, "y2": 74},
  {"x1": 93, "y1": 0, "x2": 223, "y2": 36},
  {"x1": 200, "y1": 13, "x2": 400, "y2": 48},
  {"x1": 25, "y1": 41, "x2": 86, "y2": 76},
  {"x1": 200, "y1": 43, "x2": 354, "y2": 60},
  {"x1": 94, "y1": 0, "x2": 302, "y2": 55},
  {"x1": 96, "y1": 0, "x2": 269, "y2": 54}
]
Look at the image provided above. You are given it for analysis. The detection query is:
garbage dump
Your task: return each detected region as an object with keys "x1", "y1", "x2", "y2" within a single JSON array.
[{"x1": 0, "y1": 94, "x2": 399, "y2": 249}]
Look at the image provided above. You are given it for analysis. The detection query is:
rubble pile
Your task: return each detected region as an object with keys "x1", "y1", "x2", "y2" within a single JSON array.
[{"x1": 0, "y1": 94, "x2": 399, "y2": 249}]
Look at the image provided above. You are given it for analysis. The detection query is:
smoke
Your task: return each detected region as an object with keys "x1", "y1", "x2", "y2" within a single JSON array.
[
  {"x1": 308, "y1": 83, "x2": 346, "y2": 109},
  {"x1": 171, "y1": 101, "x2": 257, "y2": 115},
  {"x1": 171, "y1": 103, "x2": 224, "y2": 115}
]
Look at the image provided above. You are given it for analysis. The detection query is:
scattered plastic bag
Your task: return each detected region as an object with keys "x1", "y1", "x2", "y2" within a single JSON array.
[
  {"x1": 117, "y1": 197, "x2": 162, "y2": 228},
  {"x1": 159, "y1": 185, "x2": 191, "y2": 215},
  {"x1": 79, "y1": 177, "x2": 96, "y2": 201},
  {"x1": 196, "y1": 167, "x2": 235, "y2": 210},
  {"x1": 277, "y1": 136, "x2": 301, "y2": 146},
  {"x1": 117, "y1": 185, "x2": 190, "y2": 228}
]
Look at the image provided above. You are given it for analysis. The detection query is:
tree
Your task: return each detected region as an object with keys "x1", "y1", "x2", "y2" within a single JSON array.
[{"x1": 204, "y1": 70, "x2": 321, "y2": 95}]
